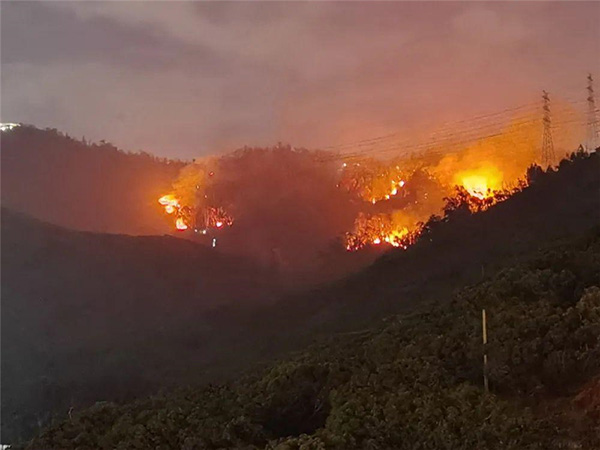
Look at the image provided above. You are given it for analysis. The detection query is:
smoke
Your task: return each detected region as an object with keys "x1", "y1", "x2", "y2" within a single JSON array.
[
  {"x1": 166, "y1": 145, "x2": 360, "y2": 270},
  {"x1": 171, "y1": 158, "x2": 217, "y2": 208},
  {"x1": 161, "y1": 109, "x2": 584, "y2": 272},
  {"x1": 340, "y1": 110, "x2": 584, "y2": 249}
]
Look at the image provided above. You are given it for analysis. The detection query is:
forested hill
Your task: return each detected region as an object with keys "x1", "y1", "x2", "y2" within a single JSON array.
[
  {"x1": 0, "y1": 208, "x2": 281, "y2": 442},
  {"x1": 25, "y1": 213, "x2": 600, "y2": 449},
  {"x1": 1, "y1": 126, "x2": 184, "y2": 234}
]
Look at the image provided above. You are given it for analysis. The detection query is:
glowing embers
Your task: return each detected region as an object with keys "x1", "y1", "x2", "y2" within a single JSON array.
[
  {"x1": 339, "y1": 161, "x2": 409, "y2": 204},
  {"x1": 158, "y1": 194, "x2": 233, "y2": 233},
  {"x1": 159, "y1": 194, "x2": 180, "y2": 211},
  {"x1": 203, "y1": 206, "x2": 233, "y2": 229},
  {"x1": 446, "y1": 183, "x2": 524, "y2": 214},
  {"x1": 175, "y1": 217, "x2": 188, "y2": 230},
  {"x1": 158, "y1": 194, "x2": 190, "y2": 231},
  {"x1": 345, "y1": 212, "x2": 421, "y2": 251}
]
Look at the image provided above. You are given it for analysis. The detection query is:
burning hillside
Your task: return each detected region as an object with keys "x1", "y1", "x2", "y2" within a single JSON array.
[
  {"x1": 158, "y1": 110, "x2": 584, "y2": 264},
  {"x1": 159, "y1": 146, "x2": 360, "y2": 270}
]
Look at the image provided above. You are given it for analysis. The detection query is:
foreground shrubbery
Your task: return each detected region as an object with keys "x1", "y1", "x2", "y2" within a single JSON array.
[{"x1": 25, "y1": 228, "x2": 600, "y2": 449}]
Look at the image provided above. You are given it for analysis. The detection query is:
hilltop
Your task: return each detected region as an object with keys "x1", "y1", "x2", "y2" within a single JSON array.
[{"x1": 1, "y1": 126, "x2": 184, "y2": 235}]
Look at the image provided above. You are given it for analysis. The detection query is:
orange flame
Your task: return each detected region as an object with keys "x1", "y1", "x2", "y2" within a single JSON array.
[
  {"x1": 175, "y1": 217, "x2": 188, "y2": 230},
  {"x1": 455, "y1": 166, "x2": 503, "y2": 200},
  {"x1": 158, "y1": 194, "x2": 179, "y2": 208}
]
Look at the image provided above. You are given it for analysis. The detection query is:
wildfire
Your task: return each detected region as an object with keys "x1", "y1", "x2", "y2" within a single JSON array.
[
  {"x1": 204, "y1": 206, "x2": 233, "y2": 229},
  {"x1": 455, "y1": 166, "x2": 503, "y2": 200},
  {"x1": 460, "y1": 175, "x2": 491, "y2": 199},
  {"x1": 340, "y1": 152, "x2": 532, "y2": 251},
  {"x1": 156, "y1": 111, "x2": 553, "y2": 253},
  {"x1": 345, "y1": 212, "x2": 421, "y2": 251},
  {"x1": 158, "y1": 194, "x2": 233, "y2": 234},
  {"x1": 159, "y1": 194, "x2": 190, "y2": 231},
  {"x1": 158, "y1": 194, "x2": 180, "y2": 209},
  {"x1": 339, "y1": 160, "x2": 409, "y2": 203},
  {"x1": 175, "y1": 217, "x2": 188, "y2": 230}
]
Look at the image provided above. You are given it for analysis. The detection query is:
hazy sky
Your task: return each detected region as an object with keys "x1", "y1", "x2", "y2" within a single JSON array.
[{"x1": 2, "y1": 1, "x2": 599, "y2": 159}]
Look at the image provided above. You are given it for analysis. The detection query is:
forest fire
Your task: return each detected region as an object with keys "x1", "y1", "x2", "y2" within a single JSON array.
[
  {"x1": 155, "y1": 109, "x2": 578, "y2": 255},
  {"x1": 461, "y1": 175, "x2": 493, "y2": 199},
  {"x1": 159, "y1": 151, "x2": 528, "y2": 250},
  {"x1": 159, "y1": 194, "x2": 189, "y2": 231},
  {"x1": 339, "y1": 161, "x2": 410, "y2": 204},
  {"x1": 158, "y1": 194, "x2": 180, "y2": 211},
  {"x1": 157, "y1": 156, "x2": 237, "y2": 234},
  {"x1": 344, "y1": 212, "x2": 418, "y2": 251},
  {"x1": 456, "y1": 166, "x2": 504, "y2": 200},
  {"x1": 159, "y1": 193, "x2": 233, "y2": 233},
  {"x1": 175, "y1": 217, "x2": 188, "y2": 230}
]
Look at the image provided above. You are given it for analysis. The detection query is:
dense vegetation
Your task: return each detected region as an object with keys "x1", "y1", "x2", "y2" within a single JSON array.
[
  {"x1": 25, "y1": 227, "x2": 600, "y2": 449},
  {"x1": 0, "y1": 209, "x2": 281, "y2": 442}
]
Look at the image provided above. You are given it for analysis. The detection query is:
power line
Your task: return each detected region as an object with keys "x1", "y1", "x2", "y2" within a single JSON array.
[
  {"x1": 321, "y1": 101, "x2": 542, "y2": 152},
  {"x1": 326, "y1": 112, "x2": 584, "y2": 161},
  {"x1": 313, "y1": 95, "x2": 588, "y2": 166},
  {"x1": 322, "y1": 98, "x2": 586, "y2": 155},
  {"x1": 321, "y1": 104, "x2": 585, "y2": 162},
  {"x1": 316, "y1": 111, "x2": 587, "y2": 165}
]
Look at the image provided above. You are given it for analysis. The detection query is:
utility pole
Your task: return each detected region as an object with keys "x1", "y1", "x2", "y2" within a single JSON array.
[
  {"x1": 541, "y1": 90, "x2": 555, "y2": 167},
  {"x1": 587, "y1": 74, "x2": 598, "y2": 152},
  {"x1": 482, "y1": 309, "x2": 489, "y2": 394}
]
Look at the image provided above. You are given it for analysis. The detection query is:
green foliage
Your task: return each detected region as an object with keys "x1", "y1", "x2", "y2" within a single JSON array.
[{"x1": 25, "y1": 229, "x2": 600, "y2": 449}]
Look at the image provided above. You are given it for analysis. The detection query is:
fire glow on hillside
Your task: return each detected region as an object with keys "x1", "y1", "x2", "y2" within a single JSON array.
[
  {"x1": 157, "y1": 111, "x2": 580, "y2": 256},
  {"x1": 340, "y1": 163, "x2": 524, "y2": 251},
  {"x1": 159, "y1": 156, "x2": 525, "y2": 252},
  {"x1": 158, "y1": 193, "x2": 233, "y2": 233}
]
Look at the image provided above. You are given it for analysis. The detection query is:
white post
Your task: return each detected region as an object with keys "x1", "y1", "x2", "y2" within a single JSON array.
[{"x1": 482, "y1": 309, "x2": 489, "y2": 393}]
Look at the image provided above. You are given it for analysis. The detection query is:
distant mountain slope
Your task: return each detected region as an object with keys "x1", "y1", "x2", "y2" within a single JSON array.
[
  {"x1": 1, "y1": 209, "x2": 279, "y2": 441},
  {"x1": 1, "y1": 126, "x2": 183, "y2": 234}
]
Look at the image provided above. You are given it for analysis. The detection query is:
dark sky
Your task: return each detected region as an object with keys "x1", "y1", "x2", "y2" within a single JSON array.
[{"x1": 2, "y1": 1, "x2": 599, "y2": 159}]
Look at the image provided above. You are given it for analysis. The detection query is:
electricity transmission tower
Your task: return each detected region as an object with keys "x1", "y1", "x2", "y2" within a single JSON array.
[
  {"x1": 541, "y1": 90, "x2": 555, "y2": 167},
  {"x1": 587, "y1": 74, "x2": 598, "y2": 151}
]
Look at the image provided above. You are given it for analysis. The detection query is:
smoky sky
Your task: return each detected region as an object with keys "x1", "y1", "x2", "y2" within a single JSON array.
[{"x1": 2, "y1": 1, "x2": 599, "y2": 159}]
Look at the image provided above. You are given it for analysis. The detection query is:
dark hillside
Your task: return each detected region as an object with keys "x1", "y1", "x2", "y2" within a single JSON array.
[
  {"x1": 25, "y1": 220, "x2": 600, "y2": 449},
  {"x1": 1, "y1": 209, "x2": 280, "y2": 442},
  {"x1": 1, "y1": 126, "x2": 183, "y2": 234}
]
